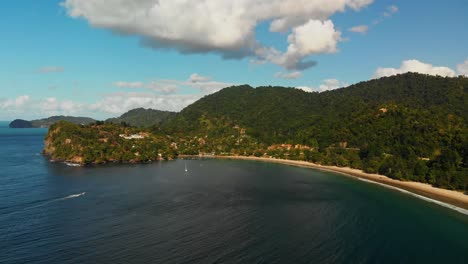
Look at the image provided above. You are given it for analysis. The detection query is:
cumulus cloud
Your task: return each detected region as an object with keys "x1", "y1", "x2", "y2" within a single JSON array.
[
  {"x1": 282, "y1": 20, "x2": 341, "y2": 69},
  {"x1": 38, "y1": 66, "x2": 64, "y2": 73},
  {"x1": 374, "y1": 59, "x2": 456, "y2": 78},
  {"x1": 61, "y1": 0, "x2": 373, "y2": 70},
  {"x1": 256, "y1": 19, "x2": 341, "y2": 70},
  {"x1": 274, "y1": 71, "x2": 302, "y2": 79},
  {"x1": 457, "y1": 58, "x2": 468, "y2": 76},
  {"x1": 348, "y1": 25, "x2": 369, "y2": 34}
]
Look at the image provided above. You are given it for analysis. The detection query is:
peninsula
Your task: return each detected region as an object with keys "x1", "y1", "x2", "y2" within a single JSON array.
[{"x1": 43, "y1": 73, "x2": 467, "y2": 201}]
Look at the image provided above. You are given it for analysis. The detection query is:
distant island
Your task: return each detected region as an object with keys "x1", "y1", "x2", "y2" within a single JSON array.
[
  {"x1": 9, "y1": 116, "x2": 96, "y2": 128},
  {"x1": 44, "y1": 73, "x2": 467, "y2": 195},
  {"x1": 9, "y1": 108, "x2": 176, "y2": 129},
  {"x1": 9, "y1": 119, "x2": 34, "y2": 128}
]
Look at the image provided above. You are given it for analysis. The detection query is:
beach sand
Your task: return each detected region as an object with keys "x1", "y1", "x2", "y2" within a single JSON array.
[{"x1": 181, "y1": 155, "x2": 468, "y2": 212}]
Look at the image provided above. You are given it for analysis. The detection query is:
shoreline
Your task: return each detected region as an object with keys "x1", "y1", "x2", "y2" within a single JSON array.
[{"x1": 180, "y1": 155, "x2": 468, "y2": 213}]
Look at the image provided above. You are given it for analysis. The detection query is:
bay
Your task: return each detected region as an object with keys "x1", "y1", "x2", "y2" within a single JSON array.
[{"x1": 0, "y1": 121, "x2": 467, "y2": 264}]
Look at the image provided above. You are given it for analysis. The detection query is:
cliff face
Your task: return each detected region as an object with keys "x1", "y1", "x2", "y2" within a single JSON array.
[
  {"x1": 9, "y1": 119, "x2": 33, "y2": 128},
  {"x1": 43, "y1": 127, "x2": 60, "y2": 157}
]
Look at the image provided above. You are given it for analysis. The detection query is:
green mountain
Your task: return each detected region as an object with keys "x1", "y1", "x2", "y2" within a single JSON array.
[
  {"x1": 10, "y1": 116, "x2": 96, "y2": 128},
  {"x1": 106, "y1": 108, "x2": 176, "y2": 127},
  {"x1": 165, "y1": 73, "x2": 467, "y2": 190},
  {"x1": 44, "y1": 73, "x2": 468, "y2": 191}
]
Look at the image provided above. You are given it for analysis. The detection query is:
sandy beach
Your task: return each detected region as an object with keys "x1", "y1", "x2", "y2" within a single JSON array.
[{"x1": 180, "y1": 155, "x2": 468, "y2": 212}]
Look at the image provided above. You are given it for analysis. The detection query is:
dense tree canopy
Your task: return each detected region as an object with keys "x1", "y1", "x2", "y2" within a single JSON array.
[{"x1": 45, "y1": 73, "x2": 468, "y2": 192}]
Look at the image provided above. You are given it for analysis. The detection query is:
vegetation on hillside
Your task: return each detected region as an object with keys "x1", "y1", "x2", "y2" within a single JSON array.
[
  {"x1": 44, "y1": 121, "x2": 176, "y2": 164},
  {"x1": 105, "y1": 108, "x2": 176, "y2": 127},
  {"x1": 44, "y1": 73, "x2": 468, "y2": 192}
]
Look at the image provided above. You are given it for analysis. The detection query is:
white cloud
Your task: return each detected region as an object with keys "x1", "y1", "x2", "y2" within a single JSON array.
[
  {"x1": 0, "y1": 96, "x2": 87, "y2": 119},
  {"x1": 348, "y1": 25, "x2": 369, "y2": 34},
  {"x1": 284, "y1": 20, "x2": 341, "y2": 67},
  {"x1": 146, "y1": 82, "x2": 178, "y2": 94},
  {"x1": 374, "y1": 59, "x2": 456, "y2": 78},
  {"x1": 89, "y1": 92, "x2": 200, "y2": 114},
  {"x1": 317, "y1": 79, "x2": 348, "y2": 91},
  {"x1": 296, "y1": 86, "x2": 314, "y2": 93},
  {"x1": 373, "y1": 5, "x2": 399, "y2": 25},
  {"x1": 40, "y1": 97, "x2": 85, "y2": 115},
  {"x1": 0, "y1": 95, "x2": 30, "y2": 109},
  {"x1": 61, "y1": 0, "x2": 373, "y2": 70},
  {"x1": 0, "y1": 93, "x2": 199, "y2": 120},
  {"x1": 258, "y1": 19, "x2": 341, "y2": 70},
  {"x1": 92, "y1": 73, "x2": 232, "y2": 115},
  {"x1": 16, "y1": 95, "x2": 30, "y2": 107},
  {"x1": 114, "y1": 73, "x2": 233, "y2": 95},
  {"x1": 296, "y1": 79, "x2": 348, "y2": 93},
  {"x1": 384, "y1": 5, "x2": 399, "y2": 17},
  {"x1": 274, "y1": 71, "x2": 302, "y2": 79},
  {"x1": 457, "y1": 58, "x2": 468, "y2": 76},
  {"x1": 188, "y1": 73, "x2": 210, "y2": 83},
  {"x1": 0, "y1": 72, "x2": 235, "y2": 119},
  {"x1": 113, "y1": 81, "x2": 145, "y2": 88},
  {"x1": 39, "y1": 66, "x2": 64, "y2": 73}
]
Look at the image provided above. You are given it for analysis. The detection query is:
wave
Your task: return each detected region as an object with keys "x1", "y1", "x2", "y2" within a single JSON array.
[{"x1": 356, "y1": 178, "x2": 468, "y2": 216}]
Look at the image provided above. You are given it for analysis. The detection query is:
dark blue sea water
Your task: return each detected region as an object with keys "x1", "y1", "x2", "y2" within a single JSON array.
[{"x1": 0, "y1": 121, "x2": 467, "y2": 263}]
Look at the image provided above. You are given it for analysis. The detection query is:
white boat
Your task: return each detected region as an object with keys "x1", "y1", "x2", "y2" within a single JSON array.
[{"x1": 65, "y1": 162, "x2": 81, "y2": 167}]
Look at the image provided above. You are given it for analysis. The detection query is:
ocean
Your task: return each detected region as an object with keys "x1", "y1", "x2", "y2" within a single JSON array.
[{"x1": 0, "y1": 121, "x2": 467, "y2": 263}]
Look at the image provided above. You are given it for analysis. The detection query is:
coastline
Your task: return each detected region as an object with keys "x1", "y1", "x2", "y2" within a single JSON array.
[{"x1": 180, "y1": 155, "x2": 468, "y2": 213}]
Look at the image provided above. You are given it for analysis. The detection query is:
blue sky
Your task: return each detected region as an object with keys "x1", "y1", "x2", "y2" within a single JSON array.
[{"x1": 0, "y1": 0, "x2": 467, "y2": 120}]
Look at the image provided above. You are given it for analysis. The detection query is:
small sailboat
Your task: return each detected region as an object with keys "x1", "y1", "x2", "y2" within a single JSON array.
[{"x1": 185, "y1": 161, "x2": 188, "y2": 173}]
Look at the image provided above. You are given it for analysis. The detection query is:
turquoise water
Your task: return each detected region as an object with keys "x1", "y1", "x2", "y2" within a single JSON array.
[{"x1": 0, "y1": 122, "x2": 467, "y2": 263}]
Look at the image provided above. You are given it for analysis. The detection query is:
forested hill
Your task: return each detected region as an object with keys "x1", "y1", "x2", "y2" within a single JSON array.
[
  {"x1": 45, "y1": 73, "x2": 467, "y2": 191},
  {"x1": 163, "y1": 73, "x2": 467, "y2": 190},
  {"x1": 166, "y1": 73, "x2": 467, "y2": 149},
  {"x1": 105, "y1": 108, "x2": 176, "y2": 127}
]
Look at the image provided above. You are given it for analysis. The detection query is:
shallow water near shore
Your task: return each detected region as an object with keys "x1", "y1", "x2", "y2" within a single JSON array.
[{"x1": 1, "y1": 122, "x2": 467, "y2": 263}]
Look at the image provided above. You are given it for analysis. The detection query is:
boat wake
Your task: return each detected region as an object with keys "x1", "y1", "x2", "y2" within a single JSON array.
[
  {"x1": 0, "y1": 192, "x2": 86, "y2": 219},
  {"x1": 58, "y1": 192, "x2": 86, "y2": 200}
]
